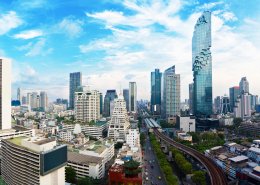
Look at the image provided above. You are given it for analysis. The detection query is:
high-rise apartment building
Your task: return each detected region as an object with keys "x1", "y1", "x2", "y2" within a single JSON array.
[
  {"x1": 151, "y1": 69, "x2": 162, "y2": 114},
  {"x1": 1, "y1": 136, "x2": 67, "y2": 185},
  {"x1": 229, "y1": 86, "x2": 240, "y2": 112},
  {"x1": 0, "y1": 59, "x2": 11, "y2": 130},
  {"x1": 69, "y1": 72, "x2": 82, "y2": 109},
  {"x1": 17, "y1": 88, "x2": 21, "y2": 102},
  {"x1": 129, "y1": 82, "x2": 137, "y2": 112},
  {"x1": 239, "y1": 77, "x2": 249, "y2": 95},
  {"x1": 162, "y1": 66, "x2": 180, "y2": 118},
  {"x1": 75, "y1": 90, "x2": 101, "y2": 122},
  {"x1": 123, "y1": 89, "x2": 129, "y2": 111},
  {"x1": 40, "y1": 91, "x2": 48, "y2": 111},
  {"x1": 189, "y1": 83, "x2": 194, "y2": 114},
  {"x1": 103, "y1": 90, "x2": 118, "y2": 117},
  {"x1": 192, "y1": 11, "x2": 213, "y2": 117},
  {"x1": 234, "y1": 93, "x2": 251, "y2": 119},
  {"x1": 108, "y1": 95, "x2": 130, "y2": 142}
]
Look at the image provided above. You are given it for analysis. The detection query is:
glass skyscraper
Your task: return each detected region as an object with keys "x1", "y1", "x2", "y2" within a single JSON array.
[
  {"x1": 151, "y1": 69, "x2": 162, "y2": 114},
  {"x1": 229, "y1": 86, "x2": 240, "y2": 112},
  {"x1": 69, "y1": 72, "x2": 82, "y2": 109},
  {"x1": 192, "y1": 11, "x2": 212, "y2": 117}
]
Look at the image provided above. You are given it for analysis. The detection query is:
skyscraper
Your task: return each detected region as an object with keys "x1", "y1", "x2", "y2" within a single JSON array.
[
  {"x1": 17, "y1": 88, "x2": 21, "y2": 102},
  {"x1": 189, "y1": 83, "x2": 194, "y2": 114},
  {"x1": 214, "y1": 96, "x2": 221, "y2": 114},
  {"x1": 220, "y1": 95, "x2": 231, "y2": 114},
  {"x1": 162, "y1": 66, "x2": 180, "y2": 118},
  {"x1": 192, "y1": 11, "x2": 213, "y2": 117},
  {"x1": 151, "y1": 69, "x2": 162, "y2": 114},
  {"x1": 103, "y1": 90, "x2": 118, "y2": 117},
  {"x1": 123, "y1": 89, "x2": 129, "y2": 111},
  {"x1": 239, "y1": 77, "x2": 249, "y2": 94},
  {"x1": 0, "y1": 59, "x2": 11, "y2": 130},
  {"x1": 40, "y1": 91, "x2": 48, "y2": 111},
  {"x1": 69, "y1": 72, "x2": 82, "y2": 109},
  {"x1": 229, "y1": 86, "x2": 240, "y2": 112},
  {"x1": 129, "y1": 82, "x2": 137, "y2": 112}
]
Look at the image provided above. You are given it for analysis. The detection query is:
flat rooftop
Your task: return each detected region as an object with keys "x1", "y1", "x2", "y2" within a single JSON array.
[
  {"x1": 68, "y1": 152, "x2": 103, "y2": 165},
  {"x1": 8, "y1": 136, "x2": 27, "y2": 147}
]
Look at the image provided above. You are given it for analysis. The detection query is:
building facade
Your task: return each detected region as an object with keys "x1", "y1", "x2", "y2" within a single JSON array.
[
  {"x1": 123, "y1": 89, "x2": 129, "y2": 111},
  {"x1": 103, "y1": 90, "x2": 118, "y2": 117},
  {"x1": 1, "y1": 137, "x2": 67, "y2": 185},
  {"x1": 151, "y1": 69, "x2": 162, "y2": 114},
  {"x1": 69, "y1": 72, "x2": 82, "y2": 109},
  {"x1": 192, "y1": 11, "x2": 213, "y2": 117},
  {"x1": 75, "y1": 90, "x2": 101, "y2": 122},
  {"x1": 229, "y1": 86, "x2": 240, "y2": 112},
  {"x1": 189, "y1": 83, "x2": 194, "y2": 114},
  {"x1": 126, "y1": 129, "x2": 140, "y2": 149},
  {"x1": 108, "y1": 95, "x2": 130, "y2": 142},
  {"x1": 40, "y1": 91, "x2": 48, "y2": 111},
  {"x1": 239, "y1": 77, "x2": 249, "y2": 95},
  {"x1": 162, "y1": 65, "x2": 180, "y2": 118},
  {"x1": 0, "y1": 59, "x2": 11, "y2": 130},
  {"x1": 129, "y1": 82, "x2": 137, "y2": 112}
]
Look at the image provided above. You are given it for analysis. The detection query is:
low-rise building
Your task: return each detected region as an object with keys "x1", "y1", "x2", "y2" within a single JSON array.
[
  {"x1": 176, "y1": 115, "x2": 196, "y2": 132},
  {"x1": 248, "y1": 147, "x2": 260, "y2": 164},
  {"x1": 58, "y1": 130, "x2": 74, "y2": 142},
  {"x1": 67, "y1": 152, "x2": 105, "y2": 179}
]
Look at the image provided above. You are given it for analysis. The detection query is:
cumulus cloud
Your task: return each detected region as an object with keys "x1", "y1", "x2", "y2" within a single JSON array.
[
  {"x1": 0, "y1": 11, "x2": 23, "y2": 35},
  {"x1": 57, "y1": 17, "x2": 83, "y2": 38},
  {"x1": 13, "y1": 29, "x2": 43, "y2": 39}
]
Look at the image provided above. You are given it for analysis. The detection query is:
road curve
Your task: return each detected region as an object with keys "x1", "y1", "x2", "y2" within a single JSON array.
[{"x1": 153, "y1": 129, "x2": 228, "y2": 185}]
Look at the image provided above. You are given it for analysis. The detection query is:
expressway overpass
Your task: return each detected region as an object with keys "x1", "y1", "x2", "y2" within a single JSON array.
[{"x1": 153, "y1": 129, "x2": 228, "y2": 185}]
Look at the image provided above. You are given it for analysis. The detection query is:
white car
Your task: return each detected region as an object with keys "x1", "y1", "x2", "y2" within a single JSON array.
[{"x1": 146, "y1": 177, "x2": 149, "y2": 181}]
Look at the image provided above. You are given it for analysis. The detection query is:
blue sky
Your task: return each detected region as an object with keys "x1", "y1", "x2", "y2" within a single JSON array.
[{"x1": 0, "y1": 0, "x2": 260, "y2": 101}]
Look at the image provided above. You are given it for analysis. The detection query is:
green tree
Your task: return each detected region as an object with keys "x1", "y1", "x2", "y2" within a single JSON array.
[
  {"x1": 233, "y1": 117, "x2": 242, "y2": 125},
  {"x1": 192, "y1": 171, "x2": 206, "y2": 185},
  {"x1": 77, "y1": 177, "x2": 100, "y2": 185},
  {"x1": 65, "y1": 166, "x2": 76, "y2": 184}
]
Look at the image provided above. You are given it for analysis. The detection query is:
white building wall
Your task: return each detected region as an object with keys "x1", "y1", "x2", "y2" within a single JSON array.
[
  {"x1": 179, "y1": 117, "x2": 196, "y2": 132},
  {"x1": 39, "y1": 166, "x2": 65, "y2": 185},
  {"x1": 126, "y1": 129, "x2": 140, "y2": 148},
  {"x1": 1, "y1": 59, "x2": 11, "y2": 130}
]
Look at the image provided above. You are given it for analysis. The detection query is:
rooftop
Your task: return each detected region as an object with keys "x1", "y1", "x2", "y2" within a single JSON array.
[
  {"x1": 68, "y1": 152, "x2": 103, "y2": 165},
  {"x1": 8, "y1": 136, "x2": 27, "y2": 147},
  {"x1": 229, "y1": 155, "x2": 248, "y2": 163},
  {"x1": 249, "y1": 147, "x2": 260, "y2": 154}
]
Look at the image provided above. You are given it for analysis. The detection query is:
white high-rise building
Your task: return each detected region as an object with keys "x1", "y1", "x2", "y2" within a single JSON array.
[
  {"x1": 126, "y1": 129, "x2": 140, "y2": 148},
  {"x1": 108, "y1": 95, "x2": 130, "y2": 142},
  {"x1": 234, "y1": 93, "x2": 251, "y2": 119},
  {"x1": 40, "y1": 91, "x2": 48, "y2": 111},
  {"x1": 129, "y1": 82, "x2": 137, "y2": 112},
  {"x1": 239, "y1": 77, "x2": 249, "y2": 94},
  {"x1": 0, "y1": 59, "x2": 11, "y2": 130},
  {"x1": 75, "y1": 90, "x2": 101, "y2": 122}
]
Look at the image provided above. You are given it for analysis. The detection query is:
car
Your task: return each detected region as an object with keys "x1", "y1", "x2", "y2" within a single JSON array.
[
  {"x1": 151, "y1": 165, "x2": 154, "y2": 169},
  {"x1": 145, "y1": 172, "x2": 148, "y2": 175},
  {"x1": 146, "y1": 177, "x2": 149, "y2": 181},
  {"x1": 158, "y1": 176, "x2": 161, "y2": 180}
]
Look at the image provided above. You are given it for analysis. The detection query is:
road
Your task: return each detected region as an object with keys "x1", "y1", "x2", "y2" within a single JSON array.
[{"x1": 143, "y1": 128, "x2": 165, "y2": 185}]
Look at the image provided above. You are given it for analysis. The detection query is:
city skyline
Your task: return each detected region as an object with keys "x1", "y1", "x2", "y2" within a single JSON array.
[{"x1": 0, "y1": 0, "x2": 260, "y2": 101}]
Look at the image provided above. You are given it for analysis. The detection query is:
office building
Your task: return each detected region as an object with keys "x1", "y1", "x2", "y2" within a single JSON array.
[
  {"x1": 126, "y1": 129, "x2": 140, "y2": 149},
  {"x1": 251, "y1": 95, "x2": 258, "y2": 111},
  {"x1": 123, "y1": 89, "x2": 129, "y2": 111},
  {"x1": 220, "y1": 95, "x2": 231, "y2": 114},
  {"x1": 40, "y1": 91, "x2": 48, "y2": 111},
  {"x1": 103, "y1": 90, "x2": 118, "y2": 117},
  {"x1": 108, "y1": 95, "x2": 130, "y2": 142},
  {"x1": 17, "y1": 88, "x2": 21, "y2": 102},
  {"x1": 229, "y1": 86, "x2": 240, "y2": 111},
  {"x1": 75, "y1": 90, "x2": 101, "y2": 122},
  {"x1": 234, "y1": 93, "x2": 251, "y2": 119},
  {"x1": 162, "y1": 65, "x2": 180, "y2": 118},
  {"x1": 239, "y1": 77, "x2": 249, "y2": 94},
  {"x1": 129, "y1": 82, "x2": 137, "y2": 112},
  {"x1": 214, "y1": 96, "x2": 221, "y2": 114},
  {"x1": 189, "y1": 83, "x2": 194, "y2": 114},
  {"x1": 151, "y1": 69, "x2": 162, "y2": 114},
  {"x1": 192, "y1": 11, "x2": 213, "y2": 117},
  {"x1": 100, "y1": 93, "x2": 103, "y2": 115},
  {"x1": 69, "y1": 72, "x2": 82, "y2": 109},
  {"x1": 0, "y1": 59, "x2": 11, "y2": 130},
  {"x1": 176, "y1": 115, "x2": 196, "y2": 132},
  {"x1": 1, "y1": 136, "x2": 67, "y2": 185}
]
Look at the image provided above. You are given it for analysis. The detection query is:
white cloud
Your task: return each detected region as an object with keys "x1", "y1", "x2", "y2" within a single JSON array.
[
  {"x1": 13, "y1": 29, "x2": 43, "y2": 39},
  {"x1": 81, "y1": 0, "x2": 260, "y2": 100},
  {"x1": 57, "y1": 17, "x2": 83, "y2": 38},
  {"x1": 0, "y1": 11, "x2": 23, "y2": 35},
  {"x1": 25, "y1": 38, "x2": 53, "y2": 57}
]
